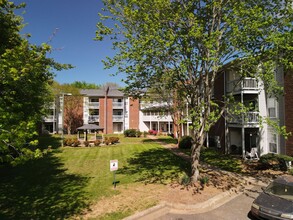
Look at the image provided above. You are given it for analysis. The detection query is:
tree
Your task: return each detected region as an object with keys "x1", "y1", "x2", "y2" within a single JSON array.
[
  {"x1": 0, "y1": 1, "x2": 72, "y2": 165},
  {"x1": 50, "y1": 82, "x2": 83, "y2": 135},
  {"x1": 97, "y1": 0, "x2": 293, "y2": 182},
  {"x1": 68, "y1": 81, "x2": 101, "y2": 89}
]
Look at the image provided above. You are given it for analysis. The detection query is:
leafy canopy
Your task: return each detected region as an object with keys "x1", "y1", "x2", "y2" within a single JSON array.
[
  {"x1": 97, "y1": 0, "x2": 293, "y2": 181},
  {"x1": 0, "y1": 0, "x2": 72, "y2": 165}
]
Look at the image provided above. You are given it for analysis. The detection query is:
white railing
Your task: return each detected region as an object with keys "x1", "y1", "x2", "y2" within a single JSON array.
[
  {"x1": 228, "y1": 112, "x2": 259, "y2": 124},
  {"x1": 227, "y1": 77, "x2": 258, "y2": 93},
  {"x1": 88, "y1": 115, "x2": 99, "y2": 122},
  {"x1": 89, "y1": 102, "x2": 99, "y2": 108},
  {"x1": 113, "y1": 102, "x2": 123, "y2": 108},
  {"x1": 44, "y1": 115, "x2": 56, "y2": 122},
  {"x1": 113, "y1": 115, "x2": 124, "y2": 122}
]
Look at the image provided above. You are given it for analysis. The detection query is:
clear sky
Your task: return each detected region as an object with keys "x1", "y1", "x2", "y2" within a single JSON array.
[{"x1": 13, "y1": 0, "x2": 124, "y2": 86}]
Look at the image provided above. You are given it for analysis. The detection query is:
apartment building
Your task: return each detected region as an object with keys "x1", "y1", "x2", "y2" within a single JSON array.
[
  {"x1": 139, "y1": 101, "x2": 173, "y2": 134},
  {"x1": 42, "y1": 69, "x2": 293, "y2": 157},
  {"x1": 80, "y1": 87, "x2": 140, "y2": 134},
  {"x1": 208, "y1": 65, "x2": 293, "y2": 157}
]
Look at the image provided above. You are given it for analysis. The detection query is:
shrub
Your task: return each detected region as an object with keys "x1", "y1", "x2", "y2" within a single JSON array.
[
  {"x1": 148, "y1": 130, "x2": 158, "y2": 135},
  {"x1": 109, "y1": 137, "x2": 120, "y2": 144},
  {"x1": 178, "y1": 136, "x2": 193, "y2": 149},
  {"x1": 124, "y1": 129, "x2": 141, "y2": 137},
  {"x1": 199, "y1": 175, "x2": 210, "y2": 186},
  {"x1": 72, "y1": 139, "x2": 81, "y2": 147},
  {"x1": 64, "y1": 138, "x2": 73, "y2": 146},
  {"x1": 94, "y1": 140, "x2": 101, "y2": 146},
  {"x1": 259, "y1": 153, "x2": 293, "y2": 171},
  {"x1": 84, "y1": 141, "x2": 90, "y2": 147},
  {"x1": 135, "y1": 130, "x2": 142, "y2": 137},
  {"x1": 143, "y1": 131, "x2": 148, "y2": 137},
  {"x1": 124, "y1": 129, "x2": 137, "y2": 137}
]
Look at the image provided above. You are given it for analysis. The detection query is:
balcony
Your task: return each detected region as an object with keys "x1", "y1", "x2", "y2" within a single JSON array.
[
  {"x1": 228, "y1": 112, "x2": 259, "y2": 126},
  {"x1": 89, "y1": 102, "x2": 99, "y2": 109},
  {"x1": 88, "y1": 115, "x2": 99, "y2": 122},
  {"x1": 113, "y1": 115, "x2": 124, "y2": 122},
  {"x1": 44, "y1": 115, "x2": 56, "y2": 122},
  {"x1": 112, "y1": 102, "x2": 123, "y2": 109},
  {"x1": 226, "y1": 77, "x2": 258, "y2": 94}
]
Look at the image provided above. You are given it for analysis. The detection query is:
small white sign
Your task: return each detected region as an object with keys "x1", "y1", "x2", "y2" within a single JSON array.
[{"x1": 110, "y1": 160, "x2": 118, "y2": 171}]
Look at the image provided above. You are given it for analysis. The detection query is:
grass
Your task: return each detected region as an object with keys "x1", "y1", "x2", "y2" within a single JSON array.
[
  {"x1": 200, "y1": 148, "x2": 243, "y2": 173},
  {"x1": 0, "y1": 135, "x2": 189, "y2": 220},
  {"x1": 174, "y1": 146, "x2": 243, "y2": 173}
]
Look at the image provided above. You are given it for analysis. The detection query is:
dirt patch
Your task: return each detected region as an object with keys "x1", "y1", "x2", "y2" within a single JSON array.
[{"x1": 82, "y1": 182, "x2": 223, "y2": 219}]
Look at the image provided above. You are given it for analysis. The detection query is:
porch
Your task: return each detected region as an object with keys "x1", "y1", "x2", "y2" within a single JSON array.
[{"x1": 228, "y1": 127, "x2": 259, "y2": 158}]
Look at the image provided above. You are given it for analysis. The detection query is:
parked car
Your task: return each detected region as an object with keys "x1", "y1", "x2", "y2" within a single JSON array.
[{"x1": 251, "y1": 175, "x2": 293, "y2": 220}]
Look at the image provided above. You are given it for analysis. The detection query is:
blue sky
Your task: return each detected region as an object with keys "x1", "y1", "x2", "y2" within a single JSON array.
[{"x1": 14, "y1": 0, "x2": 124, "y2": 86}]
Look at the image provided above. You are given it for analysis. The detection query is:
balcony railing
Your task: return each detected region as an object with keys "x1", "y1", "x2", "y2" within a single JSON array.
[
  {"x1": 228, "y1": 112, "x2": 259, "y2": 125},
  {"x1": 226, "y1": 77, "x2": 258, "y2": 93},
  {"x1": 113, "y1": 115, "x2": 123, "y2": 122},
  {"x1": 88, "y1": 115, "x2": 99, "y2": 122},
  {"x1": 112, "y1": 102, "x2": 123, "y2": 108},
  {"x1": 44, "y1": 115, "x2": 56, "y2": 122},
  {"x1": 89, "y1": 102, "x2": 99, "y2": 108}
]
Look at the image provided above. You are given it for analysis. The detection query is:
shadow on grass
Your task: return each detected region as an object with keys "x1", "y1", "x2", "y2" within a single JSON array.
[
  {"x1": 117, "y1": 148, "x2": 190, "y2": 184},
  {"x1": 38, "y1": 135, "x2": 61, "y2": 150},
  {"x1": 201, "y1": 148, "x2": 243, "y2": 173},
  {"x1": 142, "y1": 137, "x2": 178, "y2": 145},
  {"x1": 0, "y1": 154, "x2": 90, "y2": 220}
]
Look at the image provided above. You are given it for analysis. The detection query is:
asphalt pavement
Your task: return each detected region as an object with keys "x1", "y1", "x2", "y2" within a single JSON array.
[{"x1": 157, "y1": 186, "x2": 262, "y2": 220}]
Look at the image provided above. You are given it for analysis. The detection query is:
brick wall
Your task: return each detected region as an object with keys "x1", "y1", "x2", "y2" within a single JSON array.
[
  {"x1": 129, "y1": 98, "x2": 139, "y2": 129},
  {"x1": 106, "y1": 98, "x2": 113, "y2": 134},
  {"x1": 284, "y1": 72, "x2": 293, "y2": 156},
  {"x1": 99, "y1": 97, "x2": 105, "y2": 133}
]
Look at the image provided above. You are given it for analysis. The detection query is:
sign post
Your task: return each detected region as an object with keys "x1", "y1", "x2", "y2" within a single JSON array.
[{"x1": 110, "y1": 160, "x2": 118, "y2": 189}]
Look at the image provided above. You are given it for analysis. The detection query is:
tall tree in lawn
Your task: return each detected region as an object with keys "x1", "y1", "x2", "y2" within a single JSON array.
[
  {"x1": 51, "y1": 82, "x2": 83, "y2": 135},
  {"x1": 96, "y1": 0, "x2": 293, "y2": 182},
  {"x1": 0, "y1": 1, "x2": 72, "y2": 165}
]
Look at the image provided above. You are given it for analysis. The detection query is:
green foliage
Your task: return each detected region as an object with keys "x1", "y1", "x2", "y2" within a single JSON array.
[
  {"x1": 97, "y1": 0, "x2": 293, "y2": 180},
  {"x1": 178, "y1": 136, "x2": 193, "y2": 149},
  {"x1": 199, "y1": 175, "x2": 210, "y2": 186},
  {"x1": 259, "y1": 153, "x2": 293, "y2": 171},
  {"x1": 68, "y1": 81, "x2": 100, "y2": 89},
  {"x1": 124, "y1": 129, "x2": 141, "y2": 137},
  {"x1": 0, "y1": 1, "x2": 72, "y2": 165},
  {"x1": 180, "y1": 173, "x2": 191, "y2": 186}
]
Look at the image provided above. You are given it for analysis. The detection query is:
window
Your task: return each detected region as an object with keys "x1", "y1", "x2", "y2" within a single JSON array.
[
  {"x1": 268, "y1": 129, "x2": 278, "y2": 153},
  {"x1": 90, "y1": 98, "x2": 99, "y2": 102},
  {"x1": 267, "y1": 97, "x2": 277, "y2": 118},
  {"x1": 113, "y1": 98, "x2": 122, "y2": 102},
  {"x1": 90, "y1": 109, "x2": 99, "y2": 115},
  {"x1": 113, "y1": 110, "x2": 123, "y2": 115}
]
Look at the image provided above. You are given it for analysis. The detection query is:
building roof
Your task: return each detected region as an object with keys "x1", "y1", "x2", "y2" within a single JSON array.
[
  {"x1": 77, "y1": 124, "x2": 104, "y2": 130},
  {"x1": 80, "y1": 87, "x2": 124, "y2": 97}
]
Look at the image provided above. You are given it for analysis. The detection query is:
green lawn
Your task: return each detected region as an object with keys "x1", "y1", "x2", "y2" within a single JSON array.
[{"x1": 0, "y1": 135, "x2": 189, "y2": 220}]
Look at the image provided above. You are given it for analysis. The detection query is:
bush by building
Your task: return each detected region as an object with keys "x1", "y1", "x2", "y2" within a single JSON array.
[
  {"x1": 178, "y1": 135, "x2": 193, "y2": 149},
  {"x1": 124, "y1": 129, "x2": 141, "y2": 137},
  {"x1": 258, "y1": 153, "x2": 293, "y2": 171}
]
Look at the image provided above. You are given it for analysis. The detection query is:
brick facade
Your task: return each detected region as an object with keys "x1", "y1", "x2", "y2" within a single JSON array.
[
  {"x1": 284, "y1": 72, "x2": 293, "y2": 156},
  {"x1": 129, "y1": 98, "x2": 139, "y2": 129}
]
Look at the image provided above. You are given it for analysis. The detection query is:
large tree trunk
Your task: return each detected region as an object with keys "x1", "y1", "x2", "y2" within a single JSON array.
[{"x1": 190, "y1": 141, "x2": 201, "y2": 183}]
